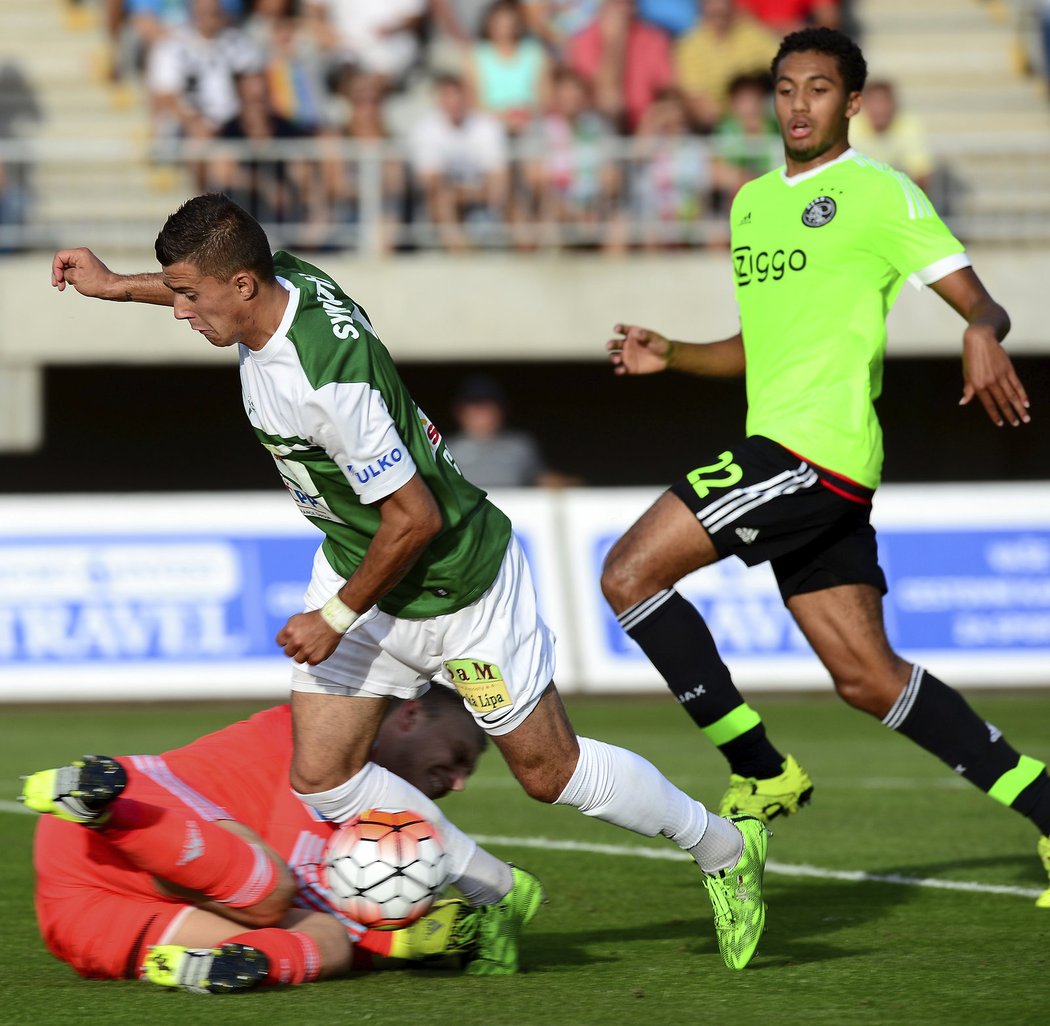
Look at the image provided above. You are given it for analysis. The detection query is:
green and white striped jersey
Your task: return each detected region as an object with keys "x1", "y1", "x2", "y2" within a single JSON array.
[{"x1": 240, "y1": 251, "x2": 512, "y2": 619}]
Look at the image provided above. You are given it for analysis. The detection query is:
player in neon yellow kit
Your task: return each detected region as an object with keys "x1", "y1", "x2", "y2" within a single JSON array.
[{"x1": 603, "y1": 27, "x2": 1050, "y2": 906}]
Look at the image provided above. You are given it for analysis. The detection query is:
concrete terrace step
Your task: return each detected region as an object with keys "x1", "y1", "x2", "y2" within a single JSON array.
[
  {"x1": 899, "y1": 83, "x2": 1049, "y2": 115},
  {"x1": 863, "y1": 42, "x2": 1019, "y2": 79},
  {"x1": 37, "y1": 189, "x2": 191, "y2": 224}
]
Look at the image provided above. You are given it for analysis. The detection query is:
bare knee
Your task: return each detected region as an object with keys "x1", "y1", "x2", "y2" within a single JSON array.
[
  {"x1": 832, "y1": 658, "x2": 911, "y2": 718},
  {"x1": 513, "y1": 757, "x2": 576, "y2": 804},
  {"x1": 494, "y1": 685, "x2": 581, "y2": 803},
  {"x1": 600, "y1": 545, "x2": 651, "y2": 612},
  {"x1": 290, "y1": 746, "x2": 370, "y2": 795}
]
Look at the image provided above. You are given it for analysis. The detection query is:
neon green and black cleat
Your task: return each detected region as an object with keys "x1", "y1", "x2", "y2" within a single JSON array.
[
  {"x1": 142, "y1": 943, "x2": 269, "y2": 994},
  {"x1": 1037, "y1": 836, "x2": 1050, "y2": 909},
  {"x1": 702, "y1": 815, "x2": 769, "y2": 971},
  {"x1": 388, "y1": 898, "x2": 482, "y2": 963},
  {"x1": 719, "y1": 753, "x2": 813, "y2": 824},
  {"x1": 464, "y1": 866, "x2": 545, "y2": 976},
  {"x1": 19, "y1": 755, "x2": 127, "y2": 824}
]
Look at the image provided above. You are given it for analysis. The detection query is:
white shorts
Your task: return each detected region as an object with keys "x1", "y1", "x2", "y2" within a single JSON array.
[{"x1": 290, "y1": 535, "x2": 556, "y2": 736}]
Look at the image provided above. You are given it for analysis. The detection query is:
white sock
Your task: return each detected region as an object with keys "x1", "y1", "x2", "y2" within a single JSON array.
[
  {"x1": 293, "y1": 762, "x2": 507, "y2": 892},
  {"x1": 455, "y1": 853, "x2": 514, "y2": 906},
  {"x1": 553, "y1": 736, "x2": 709, "y2": 849},
  {"x1": 690, "y1": 815, "x2": 744, "y2": 875}
]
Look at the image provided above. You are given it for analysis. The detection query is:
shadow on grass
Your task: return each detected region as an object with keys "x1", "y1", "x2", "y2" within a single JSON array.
[
  {"x1": 518, "y1": 876, "x2": 912, "y2": 973},
  {"x1": 870, "y1": 852, "x2": 1044, "y2": 888}
]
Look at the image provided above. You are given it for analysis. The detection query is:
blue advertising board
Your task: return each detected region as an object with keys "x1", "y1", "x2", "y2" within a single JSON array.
[{"x1": 0, "y1": 486, "x2": 1047, "y2": 699}]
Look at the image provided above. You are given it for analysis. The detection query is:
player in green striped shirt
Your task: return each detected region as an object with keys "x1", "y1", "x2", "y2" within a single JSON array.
[
  {"x1": 604, "y1": 27, "x2": 1050, "y2": 906},
  {"x1": 49, "y1": 194, "x2": 771, "y2": 971}
]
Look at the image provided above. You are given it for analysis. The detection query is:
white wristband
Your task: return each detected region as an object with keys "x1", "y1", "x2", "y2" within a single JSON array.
[{"x1": 319, "y1": 594, "x2": 360, "y2": 634}]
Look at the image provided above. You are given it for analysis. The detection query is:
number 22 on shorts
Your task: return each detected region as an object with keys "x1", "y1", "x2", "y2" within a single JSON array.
[{"x1": 686, "y1": 451, "x2": 743, "y2": 499}]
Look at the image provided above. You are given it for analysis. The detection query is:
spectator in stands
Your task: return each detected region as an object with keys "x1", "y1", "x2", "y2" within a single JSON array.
[
  {"x1": 245, "y1": 0, "x2": 331, "y2": 133},
  {"x1": 147, "y1": 0, "x2": 262, "y2": 143},
  {"x1": 711, "y1": 71, "x2": 779, "y2": 201},
  {"x1": 323, "y1": 68, "x2": 408, "y2": 253},
  {"x1": 673, "y1": 0, "x2": 778, "y2": 133},
  {"x1": 636, "y1": 0, "x2": 698, "y2": 37},
  {"x1": 205, "y1": 69, "x2": 324, "y2": 237},
  {"x1": 427, "y1": 0, "x2": 497, "y2": 69},
  {"x1": 1040, "y1": 1, "x2": 1050, "y2": 97},
  {"x1": 0, "y1": 164, "x2": 29, "y2": 255},
  {"x1": 735, "y1": 0, "x2": 840, "y2": 35},
  {"x1": 429, "y1": 0, "x2": 490, "y2": 44},
  {"x1": 408, "y1": 72, "x2": 510, "y2": 250},
  {"x1": 568, "y1": 0, "x2": 674, "y2": 133},
  {"x1": 466, "y1": 0, "x2": 551, "y2": 138},
  {"x1": 521, "y1": 0, "x2": 602, "y2": 61},
  {"x1": 523, "y1": 64, "x2": 625, "y2": 251},
  {"x1": 0, "y1": 61, "x2": 40, "y2": 254},
  {"x1": 850, "y1": 79, "x2": 935, "y2": 194},
  {"x1": 447, "y1": 374, "x2": 581, "y2": 487},
  {"x1": 306, "y1": 0, "x2": 428, "y2": 93},
  {"x1": 124, "y1": 0, "x2": 245, "y2": 77},
  {"x1": 630, "y1": 88, "x2": 724, "y2": 249}
]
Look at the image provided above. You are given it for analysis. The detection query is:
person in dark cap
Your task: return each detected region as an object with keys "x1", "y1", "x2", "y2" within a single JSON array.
[{"x1": 447, "y1": 374, "x2": 580, "y2": 488}]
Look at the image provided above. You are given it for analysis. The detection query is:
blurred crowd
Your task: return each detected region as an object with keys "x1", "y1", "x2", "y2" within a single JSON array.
[{"x1": 83, "y1": 0, "x2": 870, "y2": 251}]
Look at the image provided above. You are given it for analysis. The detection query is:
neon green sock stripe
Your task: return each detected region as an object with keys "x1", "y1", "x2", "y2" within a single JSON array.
[
  {"x1": 988, "y1": 755, "x2": 1047, "y2": 806},
  {"x1": 702, "y1": 704, "x2": 762, "y2": 747}
]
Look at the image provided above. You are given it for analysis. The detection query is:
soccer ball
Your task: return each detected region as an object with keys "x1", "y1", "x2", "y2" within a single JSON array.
[{"x1": 323, "y1": 808, "x2": 449, "y2": 929}]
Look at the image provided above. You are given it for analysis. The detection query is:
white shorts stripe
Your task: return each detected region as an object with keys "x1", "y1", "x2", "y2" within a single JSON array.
[{"x1": 700, "y1": 465, "x2": 819, "y2": 534}]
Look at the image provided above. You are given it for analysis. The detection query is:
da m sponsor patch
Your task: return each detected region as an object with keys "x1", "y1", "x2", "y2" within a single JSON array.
[{"x1": 444, "y1": 659, "x2": 512, "y2": 716}]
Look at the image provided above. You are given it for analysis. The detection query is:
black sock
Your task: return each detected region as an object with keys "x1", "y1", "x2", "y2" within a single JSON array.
[
  {"x1": 884, "y1": 665, "x2": 1050, "y2": 834},
  {"x1": 618, "y1": 589, "x2": 784, "y2": 778}
]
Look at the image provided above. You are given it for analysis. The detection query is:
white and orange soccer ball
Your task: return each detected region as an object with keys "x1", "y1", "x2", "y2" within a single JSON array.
[{"x1": 323, "y1": 808, "x2": 449, "y2": 929}]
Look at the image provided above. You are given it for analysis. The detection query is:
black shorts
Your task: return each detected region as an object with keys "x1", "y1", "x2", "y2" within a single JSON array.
[{"x1": 668, "y1": 435, "x2": 887, "y2": 602}]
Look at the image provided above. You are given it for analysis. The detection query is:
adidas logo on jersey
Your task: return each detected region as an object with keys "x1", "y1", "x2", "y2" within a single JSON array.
[
  {"x1": 177, "y1": 820, "x2": 205, "y2": 865},
  {"x1": 735, "y1": 527, "x2": 760, "y2": 545},
  {"x1": 737, "y1": 211, "x2": 752, "y2": 226}
]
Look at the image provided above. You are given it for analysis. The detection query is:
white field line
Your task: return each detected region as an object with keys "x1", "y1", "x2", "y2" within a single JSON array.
[
  {"x1": 1, "y1": 802, "x2": 1040, "y2": 900},
  {"x1": 470, "y1": 834, "x2": 1044, "y2": 901},
  {"x1": 415, "y1": 776, "x2": 972, "y2": 791}
]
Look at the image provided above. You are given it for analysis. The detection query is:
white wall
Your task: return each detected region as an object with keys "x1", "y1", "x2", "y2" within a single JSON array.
[{"x1": 7, "y1": 247, "x2": 1046, "y2": 450}]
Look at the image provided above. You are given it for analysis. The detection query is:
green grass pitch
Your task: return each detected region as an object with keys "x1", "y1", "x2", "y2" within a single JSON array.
[{"x1": 1, "y1": 691, "x2": 1048, "y2": 1026}]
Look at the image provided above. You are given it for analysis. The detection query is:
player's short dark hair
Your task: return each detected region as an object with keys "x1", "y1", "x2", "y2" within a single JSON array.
[
  {"x1": 404, "y1": 684, "x2": 489, "y2": 749},
  {"x1": 727, "y1": 71, "x2": 773, "y2": 98},
  {"x1": 154, "y1": 193, "x2": 275, "y2": 282},
  {"x1": 772, "y1": 28, "x2": 868, "y2": 95}
]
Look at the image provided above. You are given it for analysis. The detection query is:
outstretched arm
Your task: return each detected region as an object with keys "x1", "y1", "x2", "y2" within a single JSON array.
[
  {"x1": 276, "y1": 472, "x2": 443, "y2": 666},
  {"x1": 606, "y1": 323, "x2": 746, "y2": 378},
  {"x1": 51, "y1": 248, "x2": 173, "y2": 306},
  {"x1": 930, "y1": 266, "x2": 1029, "y2": 427}
]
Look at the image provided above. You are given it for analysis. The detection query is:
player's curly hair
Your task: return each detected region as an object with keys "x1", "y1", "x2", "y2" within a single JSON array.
[
  {"x1": 155, "y1": 193, "x2": 275, "y2": 282},
  {"x1": 771, "y1": 27, "x2": 868, "y2": 95}
]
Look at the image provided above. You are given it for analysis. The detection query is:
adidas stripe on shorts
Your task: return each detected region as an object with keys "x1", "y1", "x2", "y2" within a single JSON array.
[{"x1": 668, "y1": 434, "x2": 887, "y2": 601}]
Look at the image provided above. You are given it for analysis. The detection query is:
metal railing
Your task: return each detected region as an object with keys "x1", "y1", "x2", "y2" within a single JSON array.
[{"x1": 1, "y1": 132, "x2": 1049, "y2": 256}]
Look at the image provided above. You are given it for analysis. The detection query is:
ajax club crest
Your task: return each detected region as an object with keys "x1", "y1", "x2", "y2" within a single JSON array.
[{"x1": 802, "y1": 196, "x2": 836, "y2": 227}]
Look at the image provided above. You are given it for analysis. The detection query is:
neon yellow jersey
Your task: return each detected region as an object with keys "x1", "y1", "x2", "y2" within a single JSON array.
[{"x1": 729, "y1": 148, "x2": 969, "y2": 488}]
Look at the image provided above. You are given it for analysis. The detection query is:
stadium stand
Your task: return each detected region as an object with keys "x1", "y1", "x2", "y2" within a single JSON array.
[
  {"x1": 0, "y1": 0, "x2": 1048, "y2": 249},
  {"x1": 0, "y1": 0, "x2": 189, "y2": 248},
  {"x1": 859, "y1": 0, "x2": 1050, "y2": 240},
  {"x1": 0, "y1": 0, "x2": 1046, "y2": 458}
]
